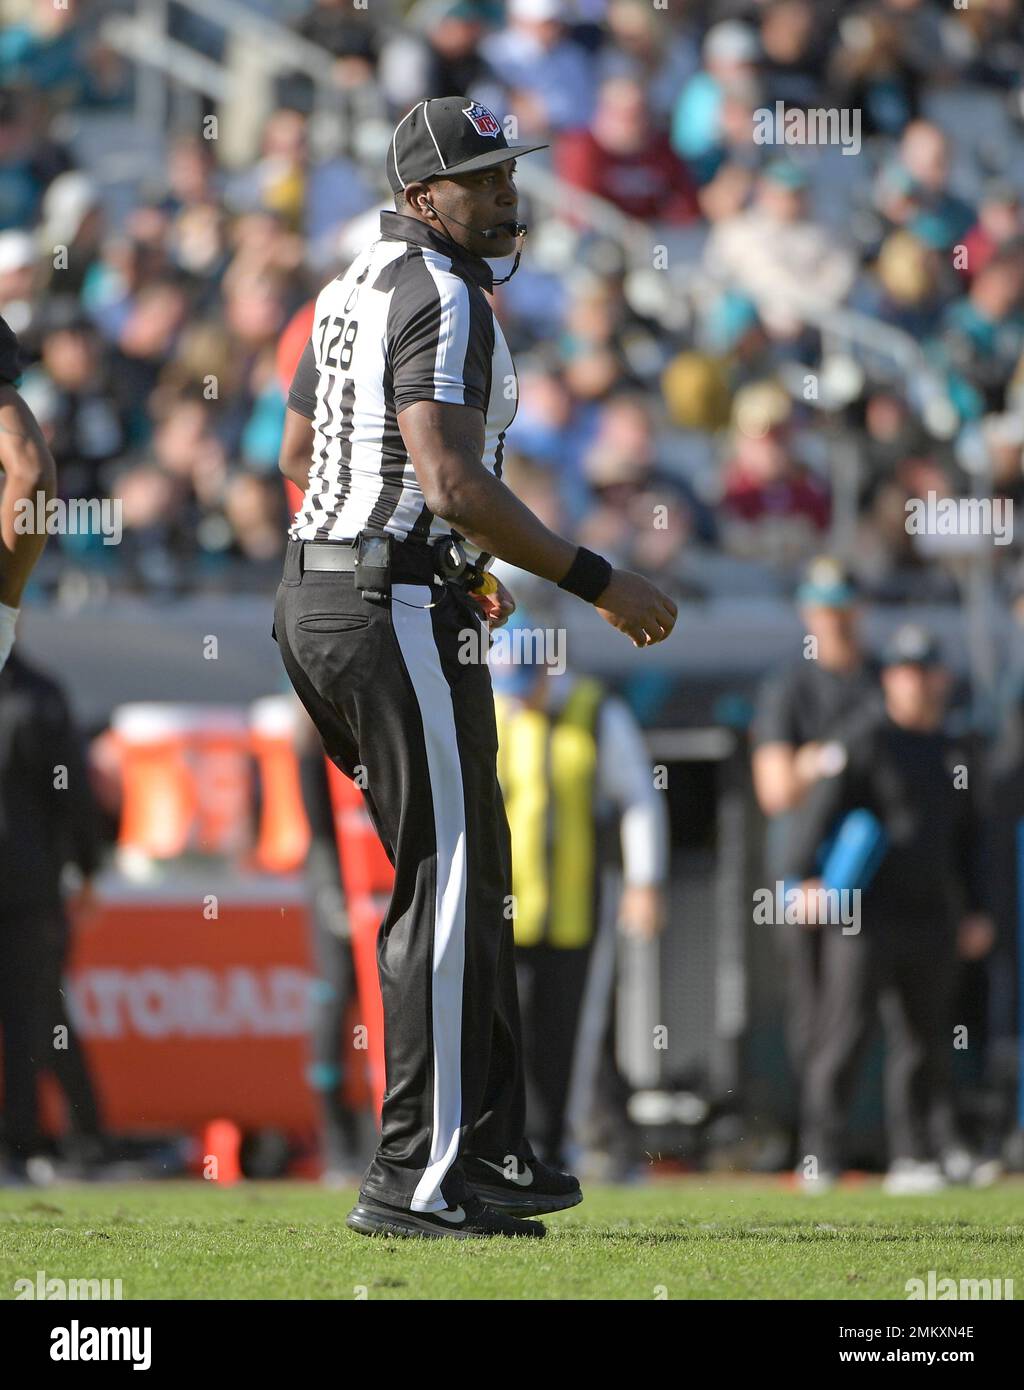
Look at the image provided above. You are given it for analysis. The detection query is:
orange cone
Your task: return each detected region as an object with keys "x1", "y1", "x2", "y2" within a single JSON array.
[{"x1": 202, "y1": 1119, "x2": 242, "y2": 1185}]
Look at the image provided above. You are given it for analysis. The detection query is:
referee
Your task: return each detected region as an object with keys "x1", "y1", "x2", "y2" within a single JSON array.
[{"x1": 274, "y1": 96, "x2": 677, "y2": 1239}]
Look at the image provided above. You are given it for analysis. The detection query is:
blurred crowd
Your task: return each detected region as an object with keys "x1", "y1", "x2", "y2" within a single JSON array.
[{"x1": 4, "y1": 0, "x2": 1024, "y2": 602}]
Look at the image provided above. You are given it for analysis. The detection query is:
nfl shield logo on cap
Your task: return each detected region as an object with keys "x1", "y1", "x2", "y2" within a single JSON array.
[{"x1": 462, "y1": 102, "x2": 502, "y2": 138}]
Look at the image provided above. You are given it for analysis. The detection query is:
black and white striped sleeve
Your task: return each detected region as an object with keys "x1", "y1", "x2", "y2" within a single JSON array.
[
  {"x1": 387, "y1": 265, "x2": 493, "y2": 415},
  {"x1": 287, "y1": 338, "x2": 319, "y2": 419}
]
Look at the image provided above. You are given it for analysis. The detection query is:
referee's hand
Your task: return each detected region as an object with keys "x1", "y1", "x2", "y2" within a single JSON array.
[
  {"x1": 594, "y1": 569, "x2": 677, "y2": 647},
  {"x1": 470, "y1": 576, "x2": 517, "y2": 630}
]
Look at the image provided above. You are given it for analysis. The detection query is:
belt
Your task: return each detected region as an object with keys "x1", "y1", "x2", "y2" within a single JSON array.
[
  {"x1": 300, "y1": 540, "x2": 360, "y2": 573},
  {"x1": 297, "y1": 537, "x2": 446, "y2": 586}
]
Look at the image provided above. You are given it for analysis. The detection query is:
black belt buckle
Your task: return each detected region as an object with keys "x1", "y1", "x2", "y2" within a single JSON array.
[
  {"x1": 431, "y1": 534, "x2": 470, "y2": 584},
  {"x1": 354, "y1": 531, "x2": 391, "y2": 602}
]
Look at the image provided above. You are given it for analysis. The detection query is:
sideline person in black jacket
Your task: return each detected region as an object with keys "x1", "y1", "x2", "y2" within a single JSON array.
[
  {"x1": 782, "y1": 624, "x2": 996, "y2": 1194},
  {"x1": 0, "y1": 647, "x2": 105, "y2": 1179}
]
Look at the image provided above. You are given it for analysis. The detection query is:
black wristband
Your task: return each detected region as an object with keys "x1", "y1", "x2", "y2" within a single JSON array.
[{"x1": 557, "y1": 546, "x2": 612, "y2": 603}]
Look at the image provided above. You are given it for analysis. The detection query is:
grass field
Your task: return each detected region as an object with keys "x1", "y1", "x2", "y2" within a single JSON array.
[{"x1": 1, "y1": 1178, "x2": 1022, "y2": 1300}]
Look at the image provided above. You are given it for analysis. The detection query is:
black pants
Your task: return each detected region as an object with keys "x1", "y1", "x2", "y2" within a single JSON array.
[
  {"x1": 781, "y1": 924, "x2": 823, "y2": 1082},
  {"x1": 274, "y1": 540, "x2": 530, "y2": 1211},
  {"x1": 516, "y1": 944, "x2": 591, "y2": 1167},
  {"x1": 516, "y1": 895, "x2": 634, "y2": 1169},
  {"x1": 0, "y1": 908, "x2": 102, "y2": 1158},
  {"x1": 788, "y1": 921, "x2": 960, "y2": 1172}
]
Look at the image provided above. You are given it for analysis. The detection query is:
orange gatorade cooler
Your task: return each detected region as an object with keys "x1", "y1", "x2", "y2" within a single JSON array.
[
  {"x1": 191, "y1": 708, "x2": 253, "y2": 857},
  {"x1": 112, "y1": 704, "x2": 252, "y2": 863},
  {"x1": 113, "y1": 704, "x2": 197, "y2": 861}
]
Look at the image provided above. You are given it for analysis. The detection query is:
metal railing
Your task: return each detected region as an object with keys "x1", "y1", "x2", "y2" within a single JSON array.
[
  {"x1": 102, "y1": 14, "x2": 230, "y2": 107},
  {"x1": 103, "y1": 0, "x2": 353, "y2": 152}
]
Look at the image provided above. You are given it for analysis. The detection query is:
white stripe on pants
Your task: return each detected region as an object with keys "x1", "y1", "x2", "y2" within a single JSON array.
[{"x1": 391, "y1": 584, "x2": 468, "y2": 1212}]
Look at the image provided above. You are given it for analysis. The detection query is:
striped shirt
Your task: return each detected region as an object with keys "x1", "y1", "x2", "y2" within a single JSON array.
[{"x1": 287, "y1": 210, "x2": 519, "y2": 553}]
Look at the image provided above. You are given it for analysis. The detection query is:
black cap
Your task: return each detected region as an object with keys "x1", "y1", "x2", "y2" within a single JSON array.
[
  {"x1": 386, "y1": 97, "x2": 548, "y2": 195},
  {"x1": 881, "y1": 623, "x2": 942, "y2": 669}
]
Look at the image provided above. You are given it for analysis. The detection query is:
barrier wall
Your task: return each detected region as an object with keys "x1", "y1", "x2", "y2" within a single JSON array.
[{"x1": 59, "y1": 879, "x2": 319, "y2": 1132}]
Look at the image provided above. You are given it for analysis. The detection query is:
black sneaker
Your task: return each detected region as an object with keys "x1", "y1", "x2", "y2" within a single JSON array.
[
  {"x1": 345, "y1": 1192, "x2": 545, "y2": 1239},
  {"x1": 463, "y1": 1153, "x2": 582, "y2": 1217}
]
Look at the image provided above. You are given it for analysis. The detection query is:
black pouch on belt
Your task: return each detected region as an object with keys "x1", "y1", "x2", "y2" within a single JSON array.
[
  {"x1": 354, "y1": 531, "x2": 392, "y2": 603},
  {"x1": 431, "y1": 533, "x2": 471, "y2": 585}
]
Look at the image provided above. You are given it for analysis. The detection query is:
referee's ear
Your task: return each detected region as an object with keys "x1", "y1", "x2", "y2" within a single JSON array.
[{"x1": 400, "y1": 182, "x2": 435, "y2": 221}]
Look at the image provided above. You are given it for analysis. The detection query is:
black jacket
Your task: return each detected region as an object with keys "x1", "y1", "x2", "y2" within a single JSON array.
[
  {"x1": 0, "y1": 652, "x2": 101, "y2": 918},
  {"x1": 783, "y1": 702, "x2": 989, "y2": 931}
]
